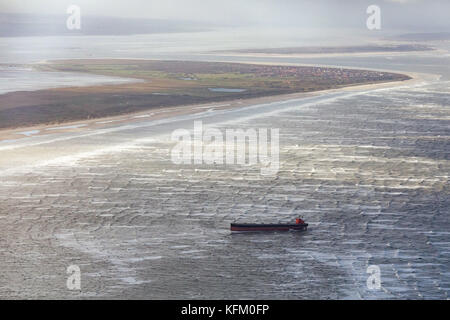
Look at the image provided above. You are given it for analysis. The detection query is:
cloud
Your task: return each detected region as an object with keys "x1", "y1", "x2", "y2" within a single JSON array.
[
  {"x1": 383, "y1": 0, "x2": 421, "y2": 3},
  {"x1": 0, "y1": 0, "x2": 448, "y2": 31}
]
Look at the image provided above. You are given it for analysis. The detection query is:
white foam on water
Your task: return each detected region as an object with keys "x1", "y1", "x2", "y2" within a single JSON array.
[
  {"x1": 46, "y1": 124, "x2": 87, "y2": 131},
  {"x1": 17, "y1": 130, "x2": 40, "y2": 136}
]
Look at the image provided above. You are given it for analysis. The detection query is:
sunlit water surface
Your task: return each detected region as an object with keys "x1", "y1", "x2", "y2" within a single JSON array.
[{"x1": 0, "y1": 31, "x2": 449, "y2": 299}]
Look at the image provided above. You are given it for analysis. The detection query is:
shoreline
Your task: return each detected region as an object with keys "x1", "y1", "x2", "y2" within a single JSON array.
[
  {"x1": 0, "y1": 65, "x2": 435, "y2": 143},
  {"x1": 203, "y1": 48, "x2": 447, "y2": 59}
]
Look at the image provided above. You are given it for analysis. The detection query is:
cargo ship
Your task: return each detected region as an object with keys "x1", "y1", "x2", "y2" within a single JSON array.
[{"x1": 230, "y1": 218, "x2": 308, "y2": 232}]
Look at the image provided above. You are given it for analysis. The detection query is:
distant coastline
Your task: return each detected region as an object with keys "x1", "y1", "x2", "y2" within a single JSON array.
[
  {"x1": 213, "y1": 44, "x2": 435, "y2": 55},
  {"x1": 0, "y1": 13, "x2": 208, "y2": 37}
]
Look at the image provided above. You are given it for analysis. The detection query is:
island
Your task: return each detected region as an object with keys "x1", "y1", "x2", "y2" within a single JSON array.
[{"x1": 0, "y1": 59, "x2": 411, "y2": 129}]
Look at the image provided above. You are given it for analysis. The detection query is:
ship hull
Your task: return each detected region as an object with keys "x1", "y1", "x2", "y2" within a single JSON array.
[{"x1": 230, "y1": 223, "x2": 308, "y2": 232}]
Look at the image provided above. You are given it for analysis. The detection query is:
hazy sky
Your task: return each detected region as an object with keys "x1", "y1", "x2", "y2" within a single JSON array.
[{"x1": 1, "y1": 0, "x2": 449, "y2": 31}]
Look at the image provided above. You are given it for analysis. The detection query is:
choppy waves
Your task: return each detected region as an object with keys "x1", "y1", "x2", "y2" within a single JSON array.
[{"x1": 0, "y1": 80, "x2": 448, "y2": 298}]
